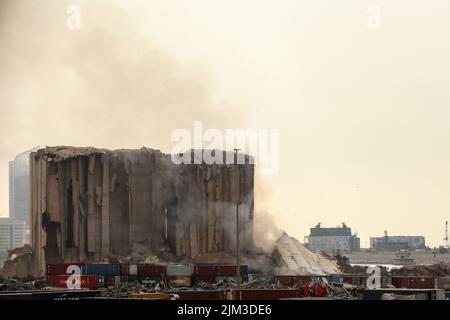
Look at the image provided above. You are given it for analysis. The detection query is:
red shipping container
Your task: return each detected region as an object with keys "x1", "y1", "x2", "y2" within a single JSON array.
[
  {"x1": 47, "y1": 275, "x2": 99, "y2": 289},
  {"x1": 410, "y1": 277, "x2": 435, "y2": 289},
  {"x1": 392, "y1": 276, "x2": 435, "y2": 289},
  {"x1": 105, "y1": 276, "x2": 116, "y2": 287},
  {"x1": 391, "y1": 277, "x2": 410, "y2": 288},
  {"x1": 194, "y1": 266, "x2": 217, "y2": 276},
  {"x1": 46, "y1": 263, "x2": 83, "y2": 276},
  {"x1": 137, "y1": 264, "x2": 166, "y2": 277},
  {"x1": 194, "y1": 265, "x2": 246, "y2": 277},
  {"x1": 120, "y1": 264, "x2": 129, "y2": 276}
]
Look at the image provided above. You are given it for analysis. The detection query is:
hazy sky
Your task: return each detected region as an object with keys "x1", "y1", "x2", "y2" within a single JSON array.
[{"x1": 1, "y1": 0, "x2": 450, "y2": 247}]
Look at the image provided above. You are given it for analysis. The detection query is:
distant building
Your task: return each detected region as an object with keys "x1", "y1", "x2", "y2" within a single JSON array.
[
  {"x1": 370, "y1": 231, "x2": 426, "y2": 251},
  {"x1": 9, "y1": 146, "x2": 39, "y2": 228},
  {"x1": 305, "y1": 223, "x2": 360, "y2": 253},
  {"x1": 0, "y1": 218, "x2": 27, "y2": 259}
]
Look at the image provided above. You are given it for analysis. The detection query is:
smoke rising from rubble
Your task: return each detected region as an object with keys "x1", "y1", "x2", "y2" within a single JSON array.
[{"x1": 253, "y1": 174, "x2": 283, "y2": 253}]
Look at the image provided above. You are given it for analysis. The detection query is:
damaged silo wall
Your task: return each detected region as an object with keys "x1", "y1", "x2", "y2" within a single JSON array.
[{"x1": 29, "y1": 147, "x2": 254, "y2": 277}]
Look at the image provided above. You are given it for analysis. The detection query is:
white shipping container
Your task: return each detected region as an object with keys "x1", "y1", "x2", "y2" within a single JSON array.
[
  {"x1": 167, "y1": 264, "x2": 193, "y2": 276},
  {"x1": 129, "y1": 264, "x2": 138, "y2": 275}
]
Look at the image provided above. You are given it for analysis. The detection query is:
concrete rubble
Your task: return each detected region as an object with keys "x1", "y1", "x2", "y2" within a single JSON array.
[
  {"x1": 1, "y1": 245, "x2": 33, "y2": 280},
  {"x1": 389, "y1": 263, "x2": 450, "y2": 277},
  {"x1": 0, "y1": 278, "x2": 48, "y2": 291},
  {"x1": 272, "y1": 232, "x2": 341, "y2": 276}
]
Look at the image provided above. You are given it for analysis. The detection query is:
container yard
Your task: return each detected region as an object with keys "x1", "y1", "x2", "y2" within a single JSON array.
[{"x1": 2, "y1": 260, "x2": 450, "y2": 300}]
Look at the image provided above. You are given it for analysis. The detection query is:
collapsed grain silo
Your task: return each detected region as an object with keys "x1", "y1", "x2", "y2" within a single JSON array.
[{"x1": 29, "y1": 147, "x2": 254, "y2": 277}]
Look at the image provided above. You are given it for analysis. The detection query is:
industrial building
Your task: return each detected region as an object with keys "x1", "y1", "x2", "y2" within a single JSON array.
[
  {"x1": 9, "y1": 146, "x2": 40, "y2": 228},
  {"x1": 29, "y1": 146, "x2": 255, "y2": 277},
  {"x1": 370, "y1": 231, "x2": 426, "y2": 251},
  {"x1": 305, "y1": 223, "x2": 360, "y2": 253}
]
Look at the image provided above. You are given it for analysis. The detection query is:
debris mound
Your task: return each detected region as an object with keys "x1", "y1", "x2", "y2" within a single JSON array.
[
  {"x1": 390, "y1": 263, "x2": 450, "y2": 277},
  {"x1": 272, "y1": 232, "x2": 341, "y2": 275}
]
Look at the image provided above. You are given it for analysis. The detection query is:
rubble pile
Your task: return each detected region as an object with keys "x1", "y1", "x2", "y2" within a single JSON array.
[
  {"x1": 102, "y1": 280, "x2": 165, "y2": 298},
  {"x1": 194, "y1": 277, "x2": 280, "y2": 290},
  {"x1": 102, "y1": 243, "x2": 181, "y2": 265},
  {"x1": 323, "y1": 281, "x2": 362, "y2": 300},
  {"x1": 1, "y1": 245, "x2": 33, "y2": 279},
  {"x1": 390, "y1": 263, "x2": 450, "y2": 277},
  {"x1": 0, "y1": 278, "x2": 48, "y2": 291},
  {"x1": 272, "y1": 232, "x2": 341, "y2": 275}
]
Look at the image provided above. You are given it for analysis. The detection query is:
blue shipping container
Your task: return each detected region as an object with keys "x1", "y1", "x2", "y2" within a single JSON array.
[
  {"x1": 327, "y1": 274, "x2": 343, "y2": 283},
  {"x1": 82, "y1": 264, "x2": 121, "y2": 276}
]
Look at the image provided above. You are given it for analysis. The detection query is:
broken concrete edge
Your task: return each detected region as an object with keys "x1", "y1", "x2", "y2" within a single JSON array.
[
  {"x1": 272, "y1": 232, "x2": 341, "y2": 276},
  {"x1": 38, "y1": 146, "x2": 255, "y2": 164}
]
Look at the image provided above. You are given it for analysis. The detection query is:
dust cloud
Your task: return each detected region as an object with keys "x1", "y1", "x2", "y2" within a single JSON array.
[{"x1": 0, "y1": 0, "x2": 240, "y2": 214}]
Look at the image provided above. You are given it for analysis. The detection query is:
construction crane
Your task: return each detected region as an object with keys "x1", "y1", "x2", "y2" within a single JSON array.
[{"x1": 444, "y1": 221, "x2": 449, "y2": 248}]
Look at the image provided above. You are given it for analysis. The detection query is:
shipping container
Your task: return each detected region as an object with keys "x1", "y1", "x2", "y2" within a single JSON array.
[
  {"x1": 194, "y1": 265, "x2": 248, "y2": 277},
  {"x1": 120, "y1": 264, "x2": 129, "y2": 275},
  {"x1": 81, "y1": 263, "x2": 121, "y2": 276},
  {"x1": 46, "y1": 263, "x2": 84, "y2": 276},
  {"x1": 327, "y1": 274, "x2": 343, "y2": 283},
  {"x1": 119, "y1": 264, "x2": 138, "y2": 276},
  {"x1": 104, "y1": 276, "x2": 121, "y2": 287},
  {"x1": 167, "y1": 264, "x2": 193, "y2": 276},
  {"x1": 129, "y1": 264, "x2": 138, "y2": 276},
  {"x1": 342, "y1": 275, "x2": 391, "y2": 287},
  {"x1": 47, "y1": 275, "x2": 103, "y2": 289},
  {"x1": 166, "y1": 275, "x2": 192, "y2": 287},
  {"x1": 409, "y1": 277, "x2": 436, "y2": 289},
  {"x1": 391, "y1": 276, "x2": 436, "y2": 289},
  {"x1": 137, "y1": 264, "x2": 166, "y2": 277},
  {"x1": 342, "y1": 275, "x2": 366, "y2": 285},
  {"x1": 141, "y1": 277, "x2": 159, "y2": 286}
]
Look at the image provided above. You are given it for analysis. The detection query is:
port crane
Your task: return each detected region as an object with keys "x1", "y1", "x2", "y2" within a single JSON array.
[{"x1": 444, "y1": 221, "x2": 449, "y2": 248}]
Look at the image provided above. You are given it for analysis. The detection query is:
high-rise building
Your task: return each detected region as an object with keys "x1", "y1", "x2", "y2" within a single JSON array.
[
  {"x1": 0, "y1": 218, "x2": 27, "y2": 261},
  {"x1": 9, "y1": 146, "x2": 39, "y2": 227}
]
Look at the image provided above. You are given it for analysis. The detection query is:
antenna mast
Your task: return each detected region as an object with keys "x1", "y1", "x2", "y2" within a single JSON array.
[{"x1": 444, "y1": 221, "x2": 449, "y2": 248}]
